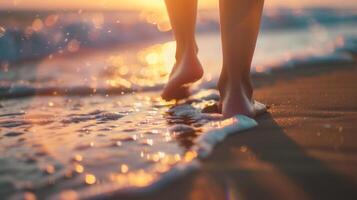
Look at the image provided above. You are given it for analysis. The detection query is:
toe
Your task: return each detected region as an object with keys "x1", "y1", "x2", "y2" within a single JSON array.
[
  {"x1": 161, "y1": 86, "x2": 190, "y2": 101},
  {"x1": 253, "y1": 100, "x2": 268, "y2": 116}
]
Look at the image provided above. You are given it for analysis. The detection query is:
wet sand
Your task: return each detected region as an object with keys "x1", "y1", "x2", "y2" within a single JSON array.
[{"x1": 129, "y1": 59, "x2": 357, "y2": 200}]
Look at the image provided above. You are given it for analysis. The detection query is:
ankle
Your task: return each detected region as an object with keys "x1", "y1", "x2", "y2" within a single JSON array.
[
  {"x1": 175, "y1": 41, "x2": 198, "y2": 61},
  {"x1": 243, "y1": 77, "x2": 253, "y2": 99}
]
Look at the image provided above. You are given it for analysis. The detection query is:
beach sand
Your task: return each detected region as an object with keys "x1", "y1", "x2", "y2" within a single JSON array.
[{"x1": 127, "y1": 59, "x2": 357, "y2": 200}]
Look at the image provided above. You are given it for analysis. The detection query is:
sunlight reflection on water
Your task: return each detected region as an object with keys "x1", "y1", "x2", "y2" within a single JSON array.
[{"x1": 0, "y1": 87, "x2": 258, "y2": 199}]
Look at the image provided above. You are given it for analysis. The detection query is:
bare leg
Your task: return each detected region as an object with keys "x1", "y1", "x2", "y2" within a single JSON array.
[
  {"x1": 161, "y1": 0, "x2": 204, "y2": 101},
  {"x1": 218, "y1": 0, "x2": 264, "y2": 118}
]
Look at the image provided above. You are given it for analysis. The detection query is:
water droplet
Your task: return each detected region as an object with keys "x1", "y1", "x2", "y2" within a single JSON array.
[
  {"x1": 73, "y1": 154, "x2": 83, "y2": 162},
  {"x1": 85, "y1": 174, "x2": 96, "y2": 185},
  {"x1": 120, "y1": 164, "x2": 129, "y2": 173},
  {"x1": 74, "y1": 164, "x2": 84, "y2": 173},
  {"x1": 0, "y1": 26, "x2": 6, "y2": 38}
]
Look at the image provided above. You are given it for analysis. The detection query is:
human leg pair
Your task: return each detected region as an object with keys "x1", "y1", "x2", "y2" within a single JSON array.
[{"x1": 163, "y1": 0, "x2": 265, "y2": 118}]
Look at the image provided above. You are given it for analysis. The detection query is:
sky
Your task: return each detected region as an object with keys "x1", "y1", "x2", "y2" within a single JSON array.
[{"x1": 1, "y1": 0, "x2": 356, "y2": 10}]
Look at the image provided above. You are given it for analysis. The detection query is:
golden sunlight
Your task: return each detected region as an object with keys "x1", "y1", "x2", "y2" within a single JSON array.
[{"x1": 2, "y1": 0, "x2": 356, "y2": 10}]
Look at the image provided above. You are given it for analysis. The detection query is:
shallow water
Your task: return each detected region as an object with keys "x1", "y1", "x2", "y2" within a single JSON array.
[{"x1": 0, "y1": 89, "x2": 258, "y2": 199}]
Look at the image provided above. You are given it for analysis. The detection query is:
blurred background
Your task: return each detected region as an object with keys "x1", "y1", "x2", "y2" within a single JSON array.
[{"x1": 0, "y1": 0, "x2": 357, "y2": 94}]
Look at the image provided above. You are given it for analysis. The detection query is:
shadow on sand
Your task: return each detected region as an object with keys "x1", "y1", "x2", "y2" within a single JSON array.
[
  {"x1": 122, "y1": 113, "x2": 356, "y2": 200},
  {"x1": 188, "y1": 113, "x2": 357, "y2": 200}
]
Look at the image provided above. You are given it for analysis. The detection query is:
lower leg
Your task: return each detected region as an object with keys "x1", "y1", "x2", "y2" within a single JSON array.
[
  {"x1": 162, "y1": 0, "x2": 203, "y2": 100},
  {"x1": 164, "y1": 0, "x2": 199, "y2": 61},
  {"x1": 218, "y1": 0, "x2": 264, "y2": 117}
]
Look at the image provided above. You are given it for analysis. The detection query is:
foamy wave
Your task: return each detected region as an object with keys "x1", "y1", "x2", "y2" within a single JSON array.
[{"x1": 264, "y1": 52, "x2": 354, "y2": 72}]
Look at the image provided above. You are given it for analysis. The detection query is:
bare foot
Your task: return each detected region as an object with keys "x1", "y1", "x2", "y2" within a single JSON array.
[
  {"x1": 161, "y1": 53, "x2": 203, "y2": 100},
  {"x1": 217, "y1": 70, "x2": 253, "y2": 113},
  {"x1": 218, "y1": 69, "x2": 253, "y2": 100},
  {"x1": 220, "y1": 83, "x2": 256, "y2": 118}
]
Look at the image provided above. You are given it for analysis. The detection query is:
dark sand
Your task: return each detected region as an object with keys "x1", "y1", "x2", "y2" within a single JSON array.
[{"x1": 126, "y1": 59, "x2": 357, "y2": 200}]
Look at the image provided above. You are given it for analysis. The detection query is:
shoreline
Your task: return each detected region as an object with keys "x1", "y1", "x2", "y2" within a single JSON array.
[
  {"x1": 1, "y1": 50, "x2": 355, "y2": 100},
  {"x1": 121, "y1": 56, "x2": 357, "y2": 200}
]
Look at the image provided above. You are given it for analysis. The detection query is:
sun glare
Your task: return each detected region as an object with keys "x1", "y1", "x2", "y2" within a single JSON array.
[{"x1": 1, "y1": 0, "x2": 356, "y2": 10}]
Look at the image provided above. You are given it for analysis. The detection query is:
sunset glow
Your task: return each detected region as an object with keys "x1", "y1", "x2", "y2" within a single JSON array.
[{"x1": 1, "y1": 0, "x2": 357, "y2": 10}]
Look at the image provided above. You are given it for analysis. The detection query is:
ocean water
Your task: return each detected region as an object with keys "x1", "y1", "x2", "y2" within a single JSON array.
[
  {"x1": 0, "y1": 8, "x2": 357, "y2": 199},
  {"x1": 1, "y1": 9, "x2": 357, "y2": 96}
]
